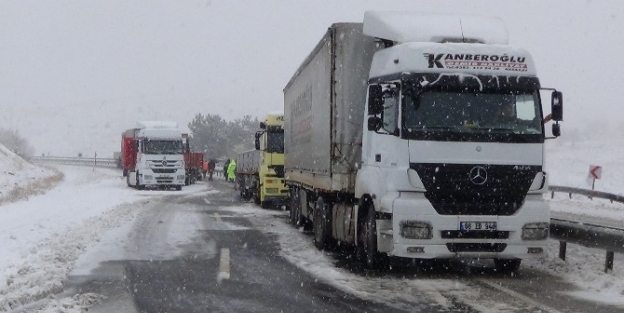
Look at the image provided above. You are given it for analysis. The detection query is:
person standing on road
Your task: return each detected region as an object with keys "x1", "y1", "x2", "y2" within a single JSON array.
[
  {"x1": 227, "y1": 159, "x2": 237, "y2": 185},
  {"x1": 208, "y1": 159, "x2": 216, "y2": 181},
  {"x1": 202, "y1": 160, "x2": 208, "y2": 179},
  {"x1": 223, "y1": 159, "x2": 230, "y2": 180}
]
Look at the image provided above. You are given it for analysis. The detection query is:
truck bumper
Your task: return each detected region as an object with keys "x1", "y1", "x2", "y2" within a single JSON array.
[
  {"x1": 379, "y1": 192, "x2": 549, "y2": 260},
  {"x1": 261, "y1": 178, "x2": 289, "y2": 203},
  {"x1": 141, "y1": 172, "x2": 186, "y2": 187}
]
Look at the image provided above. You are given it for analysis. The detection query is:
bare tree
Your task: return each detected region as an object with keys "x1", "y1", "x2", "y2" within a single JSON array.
[{"x1": 0, "y1": 128, "x2": 35, "y2": 158}]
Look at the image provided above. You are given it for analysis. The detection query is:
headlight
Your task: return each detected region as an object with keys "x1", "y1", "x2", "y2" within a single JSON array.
[
  {"x1": 400, "y1": 221, "x2": 432, "y2": 239},
  {"x1": 177, "y1": 175, "x2": 185, "y2": 180},
  {"x1": 144, "y1": 175, "x2": 153, "y2": 180},
  {"x1": 522, "y1": 222, "x2": 549, "y2": 240}
]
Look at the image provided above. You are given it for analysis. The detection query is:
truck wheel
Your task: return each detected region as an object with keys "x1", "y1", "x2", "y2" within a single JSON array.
[
  {"x1": 261, "y1": 201, "x2": 271, "y2": 209},
  {"x1": 123, "y1": 169, "x2": 128, "y2": 177},
  {"x1": 254, "y1": 185, "x2": 261, "y2": 205},
  {"x1": 358, "y1": 202, "x2": 385, "y2": 269},
  {"x1": 313, "y1": 197, "x2": 332, "y2": 250},
  {"x1": 175, "y1": 185, "x2": 182, "y2": 191},
  {"x1": 135, "y1": 172, "x2": 144, "y2": 190},
  {"x1": 494, "y1": 259, "x2": 521, "y2": 274}
]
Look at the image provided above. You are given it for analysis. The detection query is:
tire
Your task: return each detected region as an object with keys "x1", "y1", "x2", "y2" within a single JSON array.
[
  {"x1": 494, "y1": 259, "x2": 521, "y2": 274},
  {"x1": 358, "y1": 201, "x2": 385, "y2": 269},
  {"x1": 254, "y1": 185, "x2": 261, "y2": 205},
  {"x1": 175, "y1": 185, "x2": 182, "y2": 191},
  {"x1": 313, "y1": 196, "x2": 332, "y2": 250},
  {"x1": 123, "y1": 169, "x2": 128, "y2": 177},
  {"x1": 261, "y1": 201, "x2": 271, "y2": 209},
  {"x1": 135, "y1": 172, "x2": 144, "y2": 190}
]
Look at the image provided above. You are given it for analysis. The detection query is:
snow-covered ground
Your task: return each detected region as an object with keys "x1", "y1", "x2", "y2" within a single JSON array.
[
  {"x1": 0, "y1": 146, "x2": 59, "y2": 206},
  {"x1": 0, "y1": 158, "x2": 206, "y2": 311},
  {"x1": 1, "y1": 129, "x2": 624, "y2": 311}
]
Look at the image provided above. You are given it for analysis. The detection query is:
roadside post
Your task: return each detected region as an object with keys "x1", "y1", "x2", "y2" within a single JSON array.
[
  {"x1": 587, "y1": 165, "x2": 602, "y2": 199},
  {"x1": 588, "y1": 165, "x2": 602, "y2": 190}
]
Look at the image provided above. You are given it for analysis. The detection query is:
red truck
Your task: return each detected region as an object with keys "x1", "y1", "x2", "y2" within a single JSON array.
[
  {"x1": 182, "y1": 133, "x2": 204, "y2": 185},
  {"x1": 121, "y1": 128, "x2": 139, "y2": 177}
]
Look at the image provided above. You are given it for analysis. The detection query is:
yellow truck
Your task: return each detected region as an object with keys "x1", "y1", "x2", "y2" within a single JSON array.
[{"x1": 236, "y1": 112, "x2": 288, "y2": 208}]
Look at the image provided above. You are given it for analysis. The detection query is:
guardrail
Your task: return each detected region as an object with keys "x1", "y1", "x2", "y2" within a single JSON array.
[
  {"x1": 30, "y1": 156, "x2": 227, "y2": 177},
  {"x1": 550, "y1": 185, "x2": 624, "y2": 204},
  {"x1": 549, "y1": 185, "x2": 624, "y2": 272},
  {"x1": 29, "y1": 156, "x2": 119, "y2": 168}
]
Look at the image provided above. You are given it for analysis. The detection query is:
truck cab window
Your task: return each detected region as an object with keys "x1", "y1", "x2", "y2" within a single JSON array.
[
  {"x1": 381, "y1": 85, "x2": 399, "y2": 134},
  {"x1": 266, "y1": 131, "x2": 284, "y2": 153}
]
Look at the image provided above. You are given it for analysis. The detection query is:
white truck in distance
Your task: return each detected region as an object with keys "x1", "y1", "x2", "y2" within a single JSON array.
[
  {"x1": 124, "y1": 121, "x2": 186, "y2": 191},
  {"x1": 283, "y1": 11, "x2": 563, "y2": 271}
]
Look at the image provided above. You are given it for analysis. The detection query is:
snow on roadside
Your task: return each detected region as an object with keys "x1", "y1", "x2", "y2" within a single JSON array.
[
  {"x1": 0, "y1": 145, "x2": 59, "y2": 205},
  {"x1": 0, "y1": 165, "x2": 165, "y2": 311}
]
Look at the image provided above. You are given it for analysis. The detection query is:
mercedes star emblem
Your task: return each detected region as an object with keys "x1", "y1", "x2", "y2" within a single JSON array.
[
  {"x1": 162, "y1": 160, "x2": 168, "y2": 166},
  {"x1": 469, "y1": 166, "x2": 487, "y2": 185}
]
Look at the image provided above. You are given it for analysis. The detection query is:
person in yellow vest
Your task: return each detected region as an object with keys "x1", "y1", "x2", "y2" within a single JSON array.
[{"x1": 227, "y1": 159, "x2": 237, "y2": 184}]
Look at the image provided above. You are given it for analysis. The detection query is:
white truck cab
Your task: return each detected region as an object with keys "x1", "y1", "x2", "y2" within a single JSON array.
[{"x1": 126, "y1": 121, "x2": 186, "y2": 190}]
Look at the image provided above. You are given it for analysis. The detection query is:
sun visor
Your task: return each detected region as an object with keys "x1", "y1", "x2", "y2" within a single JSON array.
[{"x1": 363, "y1": 11, "x2": 508, "y2": 45}]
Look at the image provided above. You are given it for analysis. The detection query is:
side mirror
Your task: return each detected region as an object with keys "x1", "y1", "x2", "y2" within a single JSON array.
[
  {"x1": 254, "y1": 131, "x2": 262, "y2": 150},
  {"x1": 367, "y1": 116, "x2": 382, "y2": 131},
  {"x1": 368, "y1": 85, "x2": 383, "y2": 115},
  {"x1": 259, "y1": 122, "x2": 266, "y2": 129},
  {"x1": 552, "y1": 123, "x2": 561, "y2": 137},
  {"x1": 551, "y1": 91, "x2": 563, "y2": 121}
]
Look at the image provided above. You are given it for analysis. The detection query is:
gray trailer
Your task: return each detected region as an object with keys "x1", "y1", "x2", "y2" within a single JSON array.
[{"x1": 284, "y1": 23, "x2": 380, "y2": 193}]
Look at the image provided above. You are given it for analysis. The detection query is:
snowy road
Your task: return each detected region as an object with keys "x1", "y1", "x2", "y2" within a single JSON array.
[{"x1": 2, "y1": 166, "x2": 623, "y2": 312}]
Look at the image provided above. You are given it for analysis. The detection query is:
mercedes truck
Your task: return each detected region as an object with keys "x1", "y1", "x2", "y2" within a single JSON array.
[
  {"x1": 122, "y1": 121, "x2": 186, "y2": 190},
  {"x1": 283, "y1": 12, "x2": 564, "y2": 271}
]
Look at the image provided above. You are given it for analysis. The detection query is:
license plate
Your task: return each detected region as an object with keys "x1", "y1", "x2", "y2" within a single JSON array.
[{"x1": 459, "y1": 221, "x2": 497, "y2": 231}]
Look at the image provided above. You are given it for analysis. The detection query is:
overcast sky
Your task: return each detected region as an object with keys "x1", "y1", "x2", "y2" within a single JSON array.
[{"x1": 0, "y1": 0, "x2": 621, "y2": 156}]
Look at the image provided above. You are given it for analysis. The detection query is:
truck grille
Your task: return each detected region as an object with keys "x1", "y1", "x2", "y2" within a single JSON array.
[
  {"x1": 441, "y1": 231, "x2": 509, "y2": 239},
  {"x1": 446, "y1": 243, "x2": 507, "y2": 253},
  {"x1": 412, "y1": 163, "x2": 541, "y2": 216},
  {"x1": 153, "y1": 169, "x2": 176, "y2": 173}
]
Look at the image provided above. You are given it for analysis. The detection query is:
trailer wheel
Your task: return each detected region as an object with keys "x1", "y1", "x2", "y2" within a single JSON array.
[
  {"x1": 358, "y1": 202, "x2": 385, "y2": 270},
  {"x1": 494, "y1": 259, "x2": 521, "y2": 274},
  {"x1": 313, "y1": 196, "x2": 332, "y2": 250}
]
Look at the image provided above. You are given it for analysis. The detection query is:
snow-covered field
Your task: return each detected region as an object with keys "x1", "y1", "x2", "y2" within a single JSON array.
[{"x1": 1, "y1": 130, "x2": 624, "y2": 311}]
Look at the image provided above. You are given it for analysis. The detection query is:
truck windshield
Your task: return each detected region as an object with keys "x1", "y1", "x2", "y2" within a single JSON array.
[
  {"x1": 143, "y1": 140, "x2": 184, "y2": 155},
  {"x1": 266, "y1": 131, "x2": 284, "y2": 153},
  {"x1": 403, "y1": 91, "x2": 544, "y2": 143}
]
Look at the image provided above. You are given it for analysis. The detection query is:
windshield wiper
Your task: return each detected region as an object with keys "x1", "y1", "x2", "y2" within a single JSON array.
[{"x1": 471, "y1": 127, "x2": 515, "y2": 132}]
